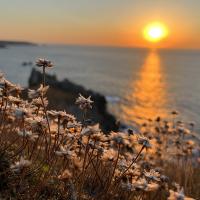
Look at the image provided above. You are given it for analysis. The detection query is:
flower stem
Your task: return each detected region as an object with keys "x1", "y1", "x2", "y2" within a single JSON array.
[
  {"x1": 117, "y1": 145, "x2": 145, "y2": 182},
  {"x1": 42, "y1": 66, "x2": 46, "y2": 87}
]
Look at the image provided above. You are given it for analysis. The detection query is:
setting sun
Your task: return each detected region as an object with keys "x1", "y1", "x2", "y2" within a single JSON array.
[{"x1": 143, "y1": 22, "x2": 168, "y2": 43}]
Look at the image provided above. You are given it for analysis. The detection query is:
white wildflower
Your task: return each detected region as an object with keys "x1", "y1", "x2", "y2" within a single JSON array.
[
  {"x1": 144, "y1": 169, "x2": 160, "y2": 181},
  {"x1": 132, "y1": 178, "x2": 148, "y2": 190},
  {"x1": 10, "y1": 157, "x2": 31, "y2": 172},
  {"x1": 121, "y1": 179, "x2": 134, "y2": 191},
  {"x1": 145, "y1": 182, "x2": 159, "y2": 192},
  {"x1": 28, "y1": 84, "x2": 49, "y2": 99},
  {"x1": 168, "y1": 188, "x2": 195, "y2": 200},
  {"x1": 17, "y1": 130, "x2": 32, "y2": 137},
  {"x1": 25, "y1": 116, "x2": 47, "y2": 129},
  {"x1": 48, "y1": 110, "x2": 75, "y2": 121},
  {"x1": 8, "y1": 96, "x2": 22, "y2": 105},
  {"x1": 67, "y1": 121, "x2": 82, "y2": 128},
  {"x1": 75, "y1": 93, "x2": 93, "y2": 110},
  {"x1": 32, "y1": 97, "x2": 48, "y2": 107},
  {"x1": 36, "y1": 58, "x2": 53, "y2": 68},
  {"x1": 81, "y1": 124, "x2": 100, "y2": 136},
  {"x1": 138, "y1": 136, "x2": 151, "y2": 148},
  {"x1": 58, "y1": 169, "x2": 72, "y2": 180},
  {"x1": 14, "y1": 107, "x2": 28, "y2": 119},
  {"x1": 55, "y1": 146, "x2": 73, "y2": 157}
]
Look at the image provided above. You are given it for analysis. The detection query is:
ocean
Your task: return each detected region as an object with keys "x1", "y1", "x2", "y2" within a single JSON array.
[{"x1": 1, "y1": 45, "x2": 200, "y2": 130}]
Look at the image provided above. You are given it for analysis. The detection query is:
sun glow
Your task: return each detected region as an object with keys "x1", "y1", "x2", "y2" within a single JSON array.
[{"x1": 143, "y1": 22, "x2": 168, "y2": 42}]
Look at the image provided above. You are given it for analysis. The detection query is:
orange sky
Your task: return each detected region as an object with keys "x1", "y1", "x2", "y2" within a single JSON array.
[{"x1": 0, "y1": 0, "x2": 200, "y2": 49}]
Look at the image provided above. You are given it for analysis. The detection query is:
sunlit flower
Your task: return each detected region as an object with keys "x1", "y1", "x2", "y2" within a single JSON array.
[
  {"x1": 36, "y1": 58, "x2": 53, "y2": 68},
  {"x1": 32, "y1": 97, "x2": 48, "y2": 107},
  {"x1": 8, "y1": 95, "x2": 22, "y2": 105},
  {"x1": 17, "y1": 130, "x2": 32, "y2": 137},
  {"x1": 14, "y1": 84, "x2": 24, "y2": 93},
  {"x1": 14, "y1": 107, "x2": 29, "y2": 119},
  {"x1": 160, "y1": 175, "x2": 169, "y2": 183},
  {"x1": 0, "y1": 79, "x2": 16, "y2": 94},
  {"x1": 138, "y1": 136, "x2": 151, "y2": 148},
  {"x1": 144, "y1": 169, "x2": 160, "y2": 181},
  {"x1": 121, "y1": 179, "x2": 134, "y2": 191},
  {"x1": 55, "y1": 146, "x2": 73, "y2": 158},
  {"x1": 75, "y1": 93, "x2": 93, "y2": 110},
  {"x1": 145, "y1": 182, "x2": 159, "y2": 192},
  {"x1": 48, "y1": 110, "x2": 75, "y2": 121},
  {"x1": 25, "y1": 116, "x2": 48, "y2": 129},
  {"x1": 58, "y1": 169, "x2": 72, "y2": 180},
  {"x1": 110, "y1": 131, "x2": 126, "y2": 145},
  {"x1": 28, "y1": 84, "x2": 49, "y2": 99},
  {"x1": 81, "y1": 124, "x2": 100, "y2": 136},
  {"x1": 102, "y1": 148, "x2": 117, "y2": 161},
  {"x1": 132, "y1": 178, "x2": 148, "y2": 190},
  {"x1": 67, "y1": 121, "x2": 82, "y2": 128},
  {"x1": 168, "y1": 188, "x2": 195, "y2": 200}
]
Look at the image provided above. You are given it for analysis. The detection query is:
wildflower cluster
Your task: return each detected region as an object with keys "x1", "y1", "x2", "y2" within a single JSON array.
[{"x1": 0, "y1": 60, "x2": 198, "y2": 200}]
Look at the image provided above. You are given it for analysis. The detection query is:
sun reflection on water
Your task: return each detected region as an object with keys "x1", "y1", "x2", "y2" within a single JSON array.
[{"x1": 122, "y1": 50, "x2": 169, "y2": 126}]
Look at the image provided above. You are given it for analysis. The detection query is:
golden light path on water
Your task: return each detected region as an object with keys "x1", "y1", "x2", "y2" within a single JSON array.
[{"x1": 121, "y1": 51, "x2": 169, "y2": 126}]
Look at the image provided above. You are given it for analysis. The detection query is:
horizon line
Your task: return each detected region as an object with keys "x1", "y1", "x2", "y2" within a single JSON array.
[{"x1": 1, "y1": 39, "x2": 200, "y2": 51}]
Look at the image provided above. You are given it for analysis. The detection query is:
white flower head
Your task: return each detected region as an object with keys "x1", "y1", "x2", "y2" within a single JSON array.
[
  {"x1": 8, "y1": 95, "x2": 22, "y2": 105},
  {"x1": 36, "y1": 58, "x2": 53, "y2": 68},
  {"x1": 55, "y1": 146, "x2": 73, "y2": 158},
  {"x1": 10, "y1": 157, "x2": 31, "y2": 172},
  {"x1": 48, "y1": 110, "x2": 75, "y2": 122},
  {"x1": 17, "y1": 130, "x2": 32, "y2": 137},
  {"x1": 32, "y1": 97, "x2": 48, "y2": 107},
  {"x1": 132, "y1": 178, "x2": 148, "y2": 190},
  {"x1": 81, "y1": 124, "x2": 100, "y2": 136},
  {"x1": 14, "y1": 107, "x2": 28, "y2": 119},
  {"x1": 144, "y1": 169, "x2": 160, "y2": 181},
  {"x1": 75, "y1": 93, "x2": 93, "y2": 110},
  {"x1": 28, "y1": 84, "x2": 49, "y2": 99},
  {"x1": 67, "y1": 121, "x2": 82, "y2": 129},
  {"x1": 138, "y1": 136, "x2": 151, "y2": 148},
  {"x1": 168, "y1": 185, "x2": 195, "y2": 200}
]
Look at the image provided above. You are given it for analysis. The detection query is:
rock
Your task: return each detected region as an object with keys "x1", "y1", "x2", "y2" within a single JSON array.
[
  {"x1": 22, "y1": 61, "x2": 33, "y2": 67},
  {"x1": 28, "y1": 68, "x2": 118, "y2": 133}
]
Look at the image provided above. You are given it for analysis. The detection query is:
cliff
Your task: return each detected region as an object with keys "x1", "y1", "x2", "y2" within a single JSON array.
[{"x1": 28, "y1": 68, "x2": 118, "y2": 133}]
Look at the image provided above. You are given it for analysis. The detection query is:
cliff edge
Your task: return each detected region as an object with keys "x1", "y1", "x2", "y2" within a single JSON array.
[{"x1": 28, "y1": 68, "x2": 118, "y2": 133}]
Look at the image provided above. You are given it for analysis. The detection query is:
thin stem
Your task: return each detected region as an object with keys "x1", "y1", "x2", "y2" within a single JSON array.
[
  {"x1": 116, "y1": 145, "x2": 145, "y2": 182},
  {"x1": 42, "y1": 66, "x2": 45, "y2": 87},
  {"x1": 104, "y1": 143, "x2": 121, "y2": 197},
  {"x1": 0, "y1": 97, "x2": 8, "y2": 135},
  {"x1": 40, "y1": 96, "x2": 51, "y2": 135},
  {"x1": 57, "y1": 116, "x2": 61, "y2": 146}
]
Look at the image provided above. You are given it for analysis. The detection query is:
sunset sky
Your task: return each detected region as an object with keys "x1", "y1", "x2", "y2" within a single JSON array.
[{"x1": 0, "y1": 0, "x2": 200, "y2": 49}]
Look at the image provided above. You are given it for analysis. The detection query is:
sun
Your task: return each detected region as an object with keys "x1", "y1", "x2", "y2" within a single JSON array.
[{"x1": 143, "y1": 22, "x2": 168, "y2": 42}]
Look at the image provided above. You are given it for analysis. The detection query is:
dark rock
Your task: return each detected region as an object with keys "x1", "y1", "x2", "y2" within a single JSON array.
[{"x1": 28, "y1": 68, "x2": 118, "y2": 133}]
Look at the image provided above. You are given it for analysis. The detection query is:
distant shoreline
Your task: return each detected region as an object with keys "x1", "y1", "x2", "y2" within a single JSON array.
[{"x1": 0, "y1": 40, "x2": 36, "y2": 48}]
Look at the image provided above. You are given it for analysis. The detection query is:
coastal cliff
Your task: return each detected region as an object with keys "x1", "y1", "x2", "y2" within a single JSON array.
[{"x1": 28, "y1": 68, "x2": 118, "y2": 133}]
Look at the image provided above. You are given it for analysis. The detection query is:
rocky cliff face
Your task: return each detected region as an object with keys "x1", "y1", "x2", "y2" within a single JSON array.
[{"x1": 28, "y1": 68, "x2": 118, "y2": 133}]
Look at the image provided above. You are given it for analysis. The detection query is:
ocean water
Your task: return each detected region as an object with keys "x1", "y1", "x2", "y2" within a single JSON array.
[{"x1": 0, "y1": 45, "x2": 200, "y2": 130}]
